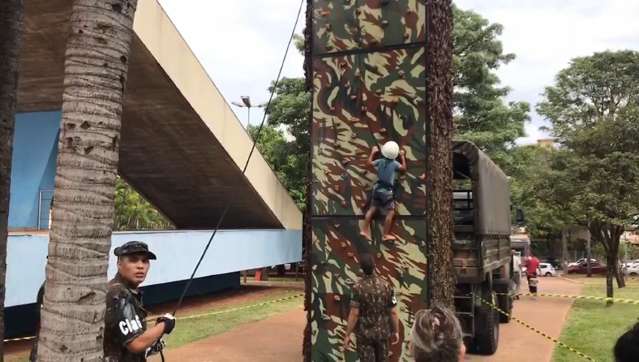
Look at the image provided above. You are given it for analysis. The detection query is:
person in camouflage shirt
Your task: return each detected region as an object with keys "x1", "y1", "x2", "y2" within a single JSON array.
[
  {"x1": 104, "y1": 241, "x2": 175, "y2": 361},
  {"x1": 343, "y1": 254, "x2": 400, "y2": 361}
]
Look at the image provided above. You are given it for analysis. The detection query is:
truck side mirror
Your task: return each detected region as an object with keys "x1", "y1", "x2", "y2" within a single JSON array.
[{"x1": 515, "y1": 208, "x2": 525, "y2": 225}]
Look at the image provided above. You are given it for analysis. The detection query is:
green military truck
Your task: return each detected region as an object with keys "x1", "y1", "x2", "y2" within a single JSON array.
[
  {"x1": 452, "y1": 141, "x2": 515, "y2": 354},
  {"x1": 306, "y1": 1, "x2": 514, "y2": 360}
]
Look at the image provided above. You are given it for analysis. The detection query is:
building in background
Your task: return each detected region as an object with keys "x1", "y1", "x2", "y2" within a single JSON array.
[{"x1": 5, "y1": 0, "x2": 302, "y2": 337}]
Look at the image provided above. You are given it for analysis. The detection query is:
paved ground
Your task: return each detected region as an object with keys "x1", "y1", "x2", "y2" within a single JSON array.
[
  {"x1": 160, "y1": 276, "x2": 582, "y2": 362},
  {"x1": 467, "y1": 276, "x2": 583, "y2": 362},
  {"x1": 3, "y1": 283, "x2": 301, "y2": 362},
  {"x1": 155, "y1": 307, "x2": 306, "y2": 362},
  {"x1": 5, "y1": 277, "x2": 582, "y2": 362}
]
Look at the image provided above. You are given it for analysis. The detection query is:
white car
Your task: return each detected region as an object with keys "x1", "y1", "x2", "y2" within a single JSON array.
[
  {"x1": 537, "y1": 263, "x2": 557, "y2": 277},
  {"x1": 568, "y1": 258, "x2": 597, "y2": 268},
  {"x1": 624, "y1": 263, "x2": 639, "y2": 277},
  {"x1": 622, "y1": 260, "x2": 639, "y2": 268}
]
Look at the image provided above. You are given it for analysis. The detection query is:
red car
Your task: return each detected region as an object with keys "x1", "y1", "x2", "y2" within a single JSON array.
[{"x1": 567, "y1": 261, "x2": 607, "y2": 274}]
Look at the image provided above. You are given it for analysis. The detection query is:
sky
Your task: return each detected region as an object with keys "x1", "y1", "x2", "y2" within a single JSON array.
[{"x1": 157, "y1": 0, "x2": 639, "y2": 144}]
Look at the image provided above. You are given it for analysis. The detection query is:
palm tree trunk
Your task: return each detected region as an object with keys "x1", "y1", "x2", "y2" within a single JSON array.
[
  {"x1": 37, "y1": 1, "x2": 137, "y2": 360},
  {"x1": 0, "y1": 1, "x2": 24, "y2": 358},
  {"x1": 425, "y1": 0, "x2": 456, "y2": 308},
  {"x1": 302, "y1": 2, "x2": 313, "y2": 359}
]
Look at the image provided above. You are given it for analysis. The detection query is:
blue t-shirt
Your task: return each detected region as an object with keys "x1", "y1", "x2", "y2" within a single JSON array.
[{"x1": 373, "y1": 158, "x2": 401, "y2": 187}]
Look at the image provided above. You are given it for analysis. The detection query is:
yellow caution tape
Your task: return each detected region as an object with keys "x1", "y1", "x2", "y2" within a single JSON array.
[
  {"x1": 478, "y1": 295, "x2": 596, "y2": 361},
  {"x1": 3, "y1": 292, "x2": 304, "y2": 343},
  {"x1": 166, "y1": 293, "x2": 304, "y2": 322},
  {"x1": 500, "y1": 292, "x2": 639, "y2": 305}
]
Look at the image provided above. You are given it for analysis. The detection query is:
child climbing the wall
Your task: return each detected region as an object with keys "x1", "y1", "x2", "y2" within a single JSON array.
[{"x1": 360, "y1": 141, "x2": 407, "y2": 241}]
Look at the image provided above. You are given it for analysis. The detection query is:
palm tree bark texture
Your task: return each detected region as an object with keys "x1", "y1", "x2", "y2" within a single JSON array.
[
  {"x1": 37, "y1": 1, "x2": 138, "y2": 360},
  {"x1": 302, "y1": 1, "x2": 313, "y2": 360},
  {"x1": 425, "y1": 0, "x2": 456, "y2": 308},
  {"x1": 0, "y1": 1, "x2": 24, "y2": 359}
]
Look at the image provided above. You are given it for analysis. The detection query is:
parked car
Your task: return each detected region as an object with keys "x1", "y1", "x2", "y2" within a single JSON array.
[
  {"x1": 537, "y1": 263, "x2": 558, "y2": 277},
  {"x1": 567, "y1": 258, "x2": 597, "y2": 268},
  {"x1": 567, "y1": 260, "x2": 607, "y2": 274},
  {"x1": 623, "y1": 263, "x2": 639, "y2": 277},
  {"x1": 622, "y1": 259, "x2": 639, "y2": 268},
  {"x1": 542, "y1": 259, "x2": 561, "y2": 269}
]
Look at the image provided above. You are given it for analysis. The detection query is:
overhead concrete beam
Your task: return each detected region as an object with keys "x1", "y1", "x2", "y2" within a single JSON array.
[{"x1": 16, "y1": 0, "x2": 302, "y2": 230}]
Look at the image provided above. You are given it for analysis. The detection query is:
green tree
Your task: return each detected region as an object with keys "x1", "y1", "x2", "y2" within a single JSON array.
[
  {"x1": 247, "y1": 123, "x2": 306, "y2": 208},
  {"x1": 452, "y1": 6, "x2": 530, "y2": 166},
  {"x1": 508, "y1": 145, "x2": 569, "y2": 241},
  {"x1": 114, "y1": 177, "x2": 173, "y2": 230},
  {"x1": 537, "y1": 50, "x2": 639, "y2": 299}
]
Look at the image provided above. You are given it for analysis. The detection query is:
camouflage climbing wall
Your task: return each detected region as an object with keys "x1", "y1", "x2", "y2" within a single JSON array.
[{"x1": 309, "y1": 1, "x2": 428, "y2": 360}]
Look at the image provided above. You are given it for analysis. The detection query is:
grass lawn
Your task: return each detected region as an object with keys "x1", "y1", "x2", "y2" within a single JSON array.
[
  {"x1": 164, "y1": 289, "x2": 302, "y2": 349},
  {"x1": 552, "y1": 276, "x2": 639, "y2": 362}
]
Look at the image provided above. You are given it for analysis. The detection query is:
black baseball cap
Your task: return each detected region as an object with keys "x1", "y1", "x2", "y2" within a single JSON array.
[{"x1": 114, "y1": 241, "x2": 157, "y2": 260}]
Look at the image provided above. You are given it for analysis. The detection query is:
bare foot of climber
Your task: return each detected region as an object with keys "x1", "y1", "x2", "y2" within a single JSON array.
[{"x1": 359, "y1": 220, "x2": 372, "y2": 240}]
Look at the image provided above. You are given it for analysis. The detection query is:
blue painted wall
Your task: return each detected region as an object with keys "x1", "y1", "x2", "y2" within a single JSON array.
[
  {"x1": 9, "y1": 111, "x2": 61, "y2": 229},
  {"x1": 5, "y1": 229, "x2": 302, "y2": 307}
]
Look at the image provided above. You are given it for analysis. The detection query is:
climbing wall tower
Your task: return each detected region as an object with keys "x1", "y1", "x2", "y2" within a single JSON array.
[{"x1": 307, "y1": 1, "x2": 428, "y2": 360}]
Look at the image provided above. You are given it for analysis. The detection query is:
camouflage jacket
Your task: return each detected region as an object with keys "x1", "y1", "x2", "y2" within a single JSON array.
[
  {"x1": 104, "y1": 274, "x2": 148, "y2": 362},
  {"x1": 351, "y1": 274, "x2": 397, "y2": 341}
]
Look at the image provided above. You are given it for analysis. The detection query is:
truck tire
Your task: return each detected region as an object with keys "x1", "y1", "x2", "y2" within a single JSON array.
[
  {"x1": 493, "y1": 280, "x2": 512, "y2": 324},
  {"x1": 497, "y1": 293, "x2": 512, "y2": 323},
  {"x1": 474, "y1": 289, "x2": 499, "y2": 355}
]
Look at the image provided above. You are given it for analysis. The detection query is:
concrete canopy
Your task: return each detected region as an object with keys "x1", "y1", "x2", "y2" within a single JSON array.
[{"x1": 17, "y1": 0, "x2": 301, "y2": 229}]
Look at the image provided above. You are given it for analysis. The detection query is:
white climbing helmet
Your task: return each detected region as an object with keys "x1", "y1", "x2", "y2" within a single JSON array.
[{"x1": 381, "y1": 141, "x2": 400, "y2": 160}]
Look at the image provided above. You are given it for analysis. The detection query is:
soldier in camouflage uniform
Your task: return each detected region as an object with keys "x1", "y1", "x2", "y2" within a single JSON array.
[
  {"x1": 104, "y1": 241, "x2": 175, "y2": 361},
  {"x1": 343, "y1": 254, "x2": 400, "y2": 361}
]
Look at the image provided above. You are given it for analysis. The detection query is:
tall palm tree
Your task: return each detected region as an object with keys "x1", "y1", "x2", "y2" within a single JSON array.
[
  {"x1": 37, "y1": 0, "x2": 138, "y2": 360},
  {"x1": 0, "y1": 1, "x2": 24, "y2": 358},
  {"x1": 425, "y1": 0, "x2": 456, "y2": 307}
]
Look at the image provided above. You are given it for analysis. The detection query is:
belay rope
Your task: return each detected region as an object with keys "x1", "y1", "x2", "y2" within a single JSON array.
[
  {"x1": 160, "y1": 1, "x2": 305, "y2": 360},
  {"x1": 171, "y1": 0, "x2": 305, "y2": 318}
]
